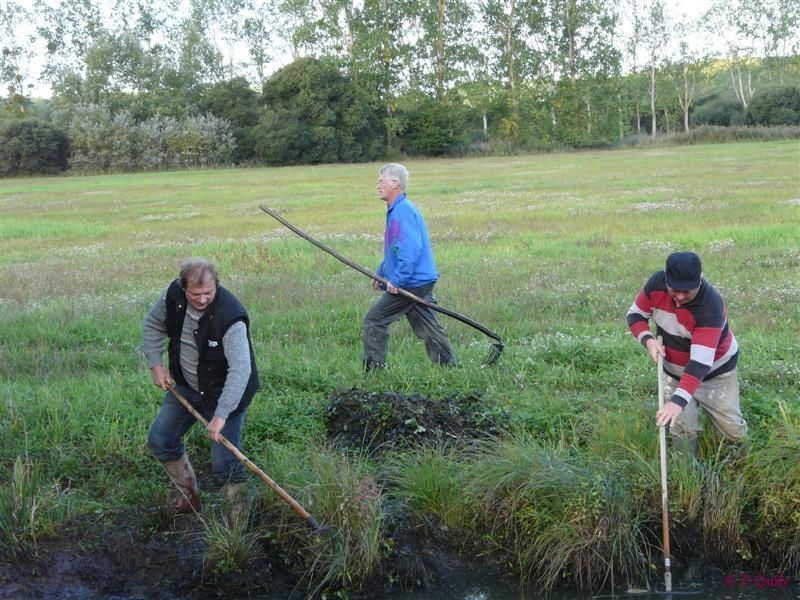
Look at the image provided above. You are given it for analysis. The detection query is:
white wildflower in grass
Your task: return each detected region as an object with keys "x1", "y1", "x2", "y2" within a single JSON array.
[
  {"x1": 705, "y1": 239, "x2": 736, "y2": 252},
  {"x1": 320, "y1": 232, "x2": 382, "y2": 242},
  {"x1": 622, "y1": 240, "x2": 676, "y2": 253},
  {"x1": 631, "y1": 199, "x2": 691, "y2": 212},
  {"x1": 141, "y1": 212, "x2": 201, "y2": 221}
]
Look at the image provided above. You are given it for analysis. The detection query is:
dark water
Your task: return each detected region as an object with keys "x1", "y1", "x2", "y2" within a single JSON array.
[
  {"x1": 3, "y1": 550, "x2": 796, "y2": 600},
  {"x1": 4, "y1": 576, "x2": 797, "y2": 600},
  {"x1": 383, "y1": 571, "x2": 798, "y2": 600}
]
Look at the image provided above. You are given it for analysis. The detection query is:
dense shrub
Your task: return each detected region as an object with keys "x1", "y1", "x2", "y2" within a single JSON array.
[
  {"x1": 691, "y1": 96, "x2": 746, "y2": 127},
  {"x1": 0, "y1": 119, "x2": 70, "y2": 176},
  {"x1": 747, "y1": 86, "x2": 800, "y2": 126},
  {"x1": 195, "y1": 77, "x2": 261, "y2": 163},
  {"x1": 64, "y1": 103, "x2": 236, "y2": 173},
  {"x1": 65, "y1": 104, "x2": 135, "y2": 172},
  {"x1": 254, "y1": 58, "x2": 384, "y2": 166},
  {"x1": 396, "y1": 97, "x2": 468, "y2": 156}
]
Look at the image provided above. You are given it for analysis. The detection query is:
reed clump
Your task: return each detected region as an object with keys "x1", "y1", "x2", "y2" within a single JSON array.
[
  {"x1": 743, "y1": 406, "x2": 800, "y2": 573},
  {"x1": 459, "y1": 435, "x2": 652, "y2": 593},
  {"x1": 253, "y1": 443, "x2": 384, "y2": 594},
  {"x1": 200, "y1": 509, "x2": 263, "y2": 575},
  {"x1": 384, "y1": 444, "x2": 471, "y2": 533},
  {"x1": 0, "y1": 456, "x2": 73, "y2": 558}
]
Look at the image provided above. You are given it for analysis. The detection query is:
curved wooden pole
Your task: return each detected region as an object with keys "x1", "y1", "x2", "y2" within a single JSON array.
[{"x1": 260, "y1": 205, "x2": 504, "y2": 365}]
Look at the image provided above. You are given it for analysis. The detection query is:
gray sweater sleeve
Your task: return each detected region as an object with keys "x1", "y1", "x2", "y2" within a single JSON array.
[
  {"x1": 142, "y1": 287, "x2": 169, "y2": 369},
  {"x1": 214, "y1": 321, "x2": 252, "y2": 420}
]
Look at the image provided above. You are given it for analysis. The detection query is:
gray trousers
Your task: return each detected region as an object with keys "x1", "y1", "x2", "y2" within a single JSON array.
[{"x1": 363, "y1": 282, "x2": 456, "y2": 367}]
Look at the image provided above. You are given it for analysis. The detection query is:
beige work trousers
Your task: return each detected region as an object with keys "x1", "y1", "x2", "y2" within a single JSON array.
[{"x1": 663, "y1": 368, "x2": 748, "y2": 443}]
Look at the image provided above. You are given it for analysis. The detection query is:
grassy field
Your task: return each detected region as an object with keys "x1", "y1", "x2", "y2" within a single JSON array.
[{"x1": 1, "y1": 141, "x2": 799, "y2": 594}]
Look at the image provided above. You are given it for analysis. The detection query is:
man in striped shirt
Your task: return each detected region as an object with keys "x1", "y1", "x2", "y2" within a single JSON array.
[{"x1": 627, "y1": 252, "x2": 747, "y2": 453}]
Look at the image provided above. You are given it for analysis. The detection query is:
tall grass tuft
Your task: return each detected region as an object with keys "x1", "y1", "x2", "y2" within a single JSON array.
[
  {"x1": 255, "y1": 443, "x2": 384, "y2": 594},
  {"x1": 701, "y1": 461, "x2": 747, "y2": 566},
  {"x1": 464, "y1": 435, "x2": 651, "y2": 593},
  {"x1": 200, "y1": 509, "x2": 263, "y2": 575},
  {"x1": 744, "y1": 404, "x2": 800, "y2": 572},
  {"x1": 666, "y1": 452, "x2": 706, "y2": 527},
  {"x1": 0, "y1": 456, "x2": 73, "y2": 558},
  {"x1": 384, "y1": 444, "x2": 470, "y2": 533}
]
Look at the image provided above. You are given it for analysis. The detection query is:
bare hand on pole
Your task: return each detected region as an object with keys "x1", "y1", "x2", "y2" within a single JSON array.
[
  {"x1": 206, "y1": 415, "x2": 227, "y2": 442},
  {"x1": 649, "y1": 338, "x2": 683, "y2": 428},
  {"x1": 150, "y1": 365, "x2": 173, "y2": 391},
  {"x1": 657, "y1": 402, "x2": 683, "y2": 428},
  {"x1": 645, "y1": 337, "x2": 665, "y2": 363}
]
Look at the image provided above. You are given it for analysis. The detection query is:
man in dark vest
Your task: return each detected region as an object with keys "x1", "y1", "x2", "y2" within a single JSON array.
[{"x1": 143, "y1": 258, "x2": 259, "y2": 514}]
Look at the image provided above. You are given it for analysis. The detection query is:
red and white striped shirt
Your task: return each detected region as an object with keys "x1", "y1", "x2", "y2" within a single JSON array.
[{"x1": 627, "y1": 271, "x2": 738, "y2": 408}]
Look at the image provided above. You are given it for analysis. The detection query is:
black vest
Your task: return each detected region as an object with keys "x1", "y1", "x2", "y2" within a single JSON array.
[{"x1": 164, "y1": 280, "x2": 259, "y2": 420}]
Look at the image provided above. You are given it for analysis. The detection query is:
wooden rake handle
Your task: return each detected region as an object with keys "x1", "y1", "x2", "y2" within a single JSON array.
[{"x1": 165, "y1": 384, "x2": 324, "y2": 532}]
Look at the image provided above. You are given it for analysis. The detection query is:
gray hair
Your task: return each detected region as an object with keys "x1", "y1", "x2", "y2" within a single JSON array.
[
  {"x1": 380, "y1": 163, "x2": 408, "y2": 192},
  {"x1": 179, "y1": 258, "x2": 220, "y2": 288}
]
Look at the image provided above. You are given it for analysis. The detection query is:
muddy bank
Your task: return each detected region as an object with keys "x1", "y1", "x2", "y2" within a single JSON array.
[
  {"x1": 0, "y1": 514, "x2": 293, "y2": 600},
  {"x1": 0, "y1": 518, "x2": 509, "y2": 600}
]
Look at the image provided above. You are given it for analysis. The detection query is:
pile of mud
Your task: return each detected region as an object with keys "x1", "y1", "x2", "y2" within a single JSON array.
[{"x1": 324, "y1": 387, "x2": 507, "y2": 452}]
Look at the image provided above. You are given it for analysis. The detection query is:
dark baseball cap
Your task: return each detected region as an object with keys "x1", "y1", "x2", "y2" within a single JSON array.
[{"x1": 665, "y1": 252, "x2": 702, "y2": 290}]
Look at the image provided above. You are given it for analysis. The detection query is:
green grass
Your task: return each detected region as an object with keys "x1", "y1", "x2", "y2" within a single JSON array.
[{"x1": 1, "y1": 140, "x2": 799, "y2": 592}]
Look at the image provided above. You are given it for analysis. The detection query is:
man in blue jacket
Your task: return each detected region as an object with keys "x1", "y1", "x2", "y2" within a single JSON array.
[{"x1": 363, "y1": 163, "x2": 456, "y2": 370}]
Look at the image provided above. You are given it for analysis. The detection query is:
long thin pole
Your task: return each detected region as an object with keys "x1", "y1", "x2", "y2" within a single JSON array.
[
  {"x1": 165, "y1": 384, "x2": 326, "y2": 533},
  {"x1": 657, "y1": 338, "x2": 672, "y2": 592},
  {"x1": 259, "y1": 205, "x2": 504, "y2": 346}
]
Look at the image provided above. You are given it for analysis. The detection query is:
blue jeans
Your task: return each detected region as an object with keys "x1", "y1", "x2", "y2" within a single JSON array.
[{"x1": 147, "y1": 384, "x2": 247, "y2": 485}]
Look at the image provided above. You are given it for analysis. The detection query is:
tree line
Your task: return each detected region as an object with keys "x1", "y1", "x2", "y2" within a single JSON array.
[{"x1": 1, "y1": 0, "x2": 798, "y2": 176}]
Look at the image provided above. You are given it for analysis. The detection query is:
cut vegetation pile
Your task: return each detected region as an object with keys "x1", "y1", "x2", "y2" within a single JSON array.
[{"x1": 324, "y1": 387, "x2": 508, "y2": 452}]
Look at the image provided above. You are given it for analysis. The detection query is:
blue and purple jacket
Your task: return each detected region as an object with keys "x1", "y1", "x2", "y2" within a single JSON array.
[{"x1": 376, "y1": 194, "x2": 439, "y2": 289}]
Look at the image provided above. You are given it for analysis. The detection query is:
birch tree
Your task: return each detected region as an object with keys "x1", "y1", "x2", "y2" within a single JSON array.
[
  {"x1": 242, "y1": 0, "x2": 276, "y2": 85},
  {"x1": 350, "y1": 0, "x2": 414, "y2": 149},
  {"x1": 480, "y1": 0, "x2": 544, "y2": 138},
  {"x1": 0, "y1": 1, "x2": 36, "y2": 105},
  {"x1": 35, "y1": 0, "x2": 106, "y2": 99},
  {"x1": 545, "y1": 0, "x2": 620, "y2": 142},
  {"x1": 641, "y1": 0, "x2": 668, "y2": 136},
  {"x1": 667, "y1": 33, "x2": 708, "y2": 133},
  {"x1": 705, "y1": 0, "x2": 799, "y2": 109},
  {"x1": 314, "y1": 0, "x2": 360, "y2": 78},
  {"x1": 410, "y1": 0, "x2": 478, "y2": 103}
]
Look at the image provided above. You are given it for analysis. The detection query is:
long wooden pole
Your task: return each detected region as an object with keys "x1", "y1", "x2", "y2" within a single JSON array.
[
  {"x1": 657, "y1": 338, "x2": 672, "y2": 592},
  {"x1": 165, "y1": 384, "x2": 327, "y2": 533}
]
